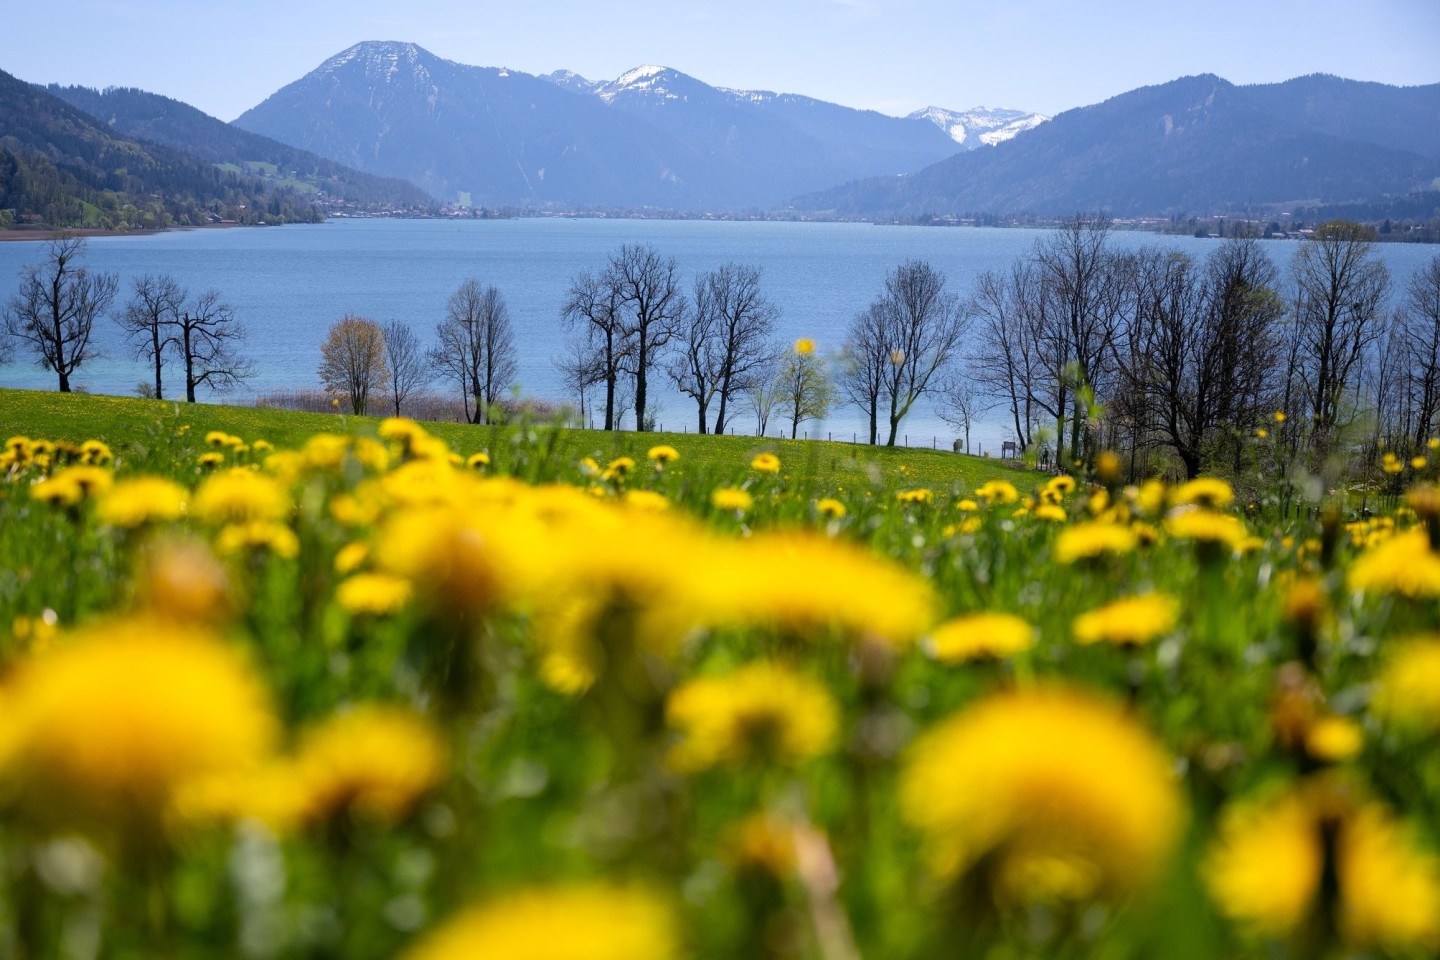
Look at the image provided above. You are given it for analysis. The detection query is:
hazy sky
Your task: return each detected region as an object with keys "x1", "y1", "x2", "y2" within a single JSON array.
[{"x1": 6, "y1": 0, "x2": 1438, "y2": 121}]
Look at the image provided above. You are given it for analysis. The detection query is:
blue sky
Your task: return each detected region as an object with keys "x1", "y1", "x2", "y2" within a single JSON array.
[{"x1": 7, "y1": 0, "x2": 1438, "y2": 121}]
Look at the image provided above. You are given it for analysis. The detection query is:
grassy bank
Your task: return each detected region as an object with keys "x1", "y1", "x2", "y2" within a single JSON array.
[{"x1": 0, "y1": 387, "x2": 1027, "y2": 494}]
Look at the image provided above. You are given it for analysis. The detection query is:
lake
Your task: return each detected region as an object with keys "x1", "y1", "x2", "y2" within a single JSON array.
[{"x1": 2, "y1": 218, "x2": 1437, "y2": 452}]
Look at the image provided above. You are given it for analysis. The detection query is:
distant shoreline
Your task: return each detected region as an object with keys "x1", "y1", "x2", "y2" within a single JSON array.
[{"x1": 0, "y1": 221, "x2": 265, "y2": 243}]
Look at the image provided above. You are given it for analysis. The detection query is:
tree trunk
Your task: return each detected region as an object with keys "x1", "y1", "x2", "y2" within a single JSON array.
[
  {"x1": 57, "y1": 370, "x2": 70, "y2": 393},
  {"x1": 868, "y1": 401, "x2": 878, "y2": 446},
  {"x1": 603, "y1": 373, "x2": 615, "y2": 431},
  {"x1": 635, "y1": 343, "x2": 649, "y2": 432},
  {"x1": 696, "y1": 403, "x2": 708, "y2": 434}
]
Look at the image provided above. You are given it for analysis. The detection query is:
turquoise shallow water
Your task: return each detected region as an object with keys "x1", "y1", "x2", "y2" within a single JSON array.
[{"x1": 1, "y1": 218, "x2": 1435, "y2": 450}]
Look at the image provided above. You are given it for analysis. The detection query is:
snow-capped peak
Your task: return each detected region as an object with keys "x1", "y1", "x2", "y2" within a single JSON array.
[
  {"x1": 595, "y1": 65, "x2": 691, "y2": 104},
  {"x1": 908, "y1": 105, "x2": 1049, "y2": 146}
]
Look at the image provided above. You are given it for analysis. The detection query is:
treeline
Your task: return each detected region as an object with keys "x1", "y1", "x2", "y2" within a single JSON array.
[
  {"x1": 964, "y1": 217, "x2": 1440, "y2": 488},
  {"x1": 0, "y1": 69, "x2": 321, "y2": 231}
]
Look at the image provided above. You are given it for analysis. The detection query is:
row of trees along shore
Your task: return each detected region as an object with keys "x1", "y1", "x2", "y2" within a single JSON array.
[{"x1": 6, "y1": 224, "x2": 1440, "y2": 485}]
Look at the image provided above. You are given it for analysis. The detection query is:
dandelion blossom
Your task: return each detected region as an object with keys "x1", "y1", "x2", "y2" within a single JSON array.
[
  {"x1": 667, "y1": 661, "x2": 837, "y2": 772},
  {"x1": 1350, "y1": 530, "x2": 1440, "y2": 599},
  {"x1": 292, "y1": 705, "x2": 444, "y2": 825},
  {"x1": 711, "y1": 487, "x2": 754, "y2": 513},
  {"x1": 97, "y1": 476, "x2": 187, "y2": 528},
  {"x1": 926, "y1": 612, "x2": 1034, "y2": 662},
  {"x1": 401, "y1": 886, "x2": 680, "y2": 960},
  {"x1": 751, "y1": 452, "x2": 781, "y2": 474},
  {"x1": 647, "y1": 444, "x2": 680, "y2": 464},
  {"x1": 1073, "y1": 594, "x2": 1179, "y2": 647},
  {"x1": 1054, "y1": 522, "x2": 1138, "y2": 564},
  {"x1": 901, "y1": 687, "x2": 1182, "y2": 905}
]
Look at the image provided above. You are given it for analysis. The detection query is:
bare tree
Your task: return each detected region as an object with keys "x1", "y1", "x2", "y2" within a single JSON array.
[
  {"x1": 872, "y1": 260, "x2": 971, "y2": 447},
  {"x1": 381, "y1": 320, "x2": 426, "y2": 417},
  {"x1": 319, "y1": 314, "x2": 388, "y2": 414},
  {"x1": 118, "y1": 274, "x2": 183, "y2": 400},
  {"x1": 1398, "y1": 255, "x2": 1440, "y2": 448},
  {"x1": 609, "y1": 244, "x2": 685, "y2": 431},
  {"x1": 837, "y1": 303, "x2": 889, "y2": 445},
  {"x1": 745, "y1": 353, "x2": 783, "y2": 436},
  {"x1": 1291, "y1": 220, "x2": 1391, "y2": 451},
  {"x1": 668, "y1": 275, "x2": 724, "y2": 433},
  {"x1": 432, "y1": 279, "x2": 518, "y2": 424},
  {"x1": 555, "y1": 331, "x2": 606, "y2": 428},
  {"x1": 775, "y1": 343, "x2": 835, "y2": 440},
  {"x1": 969, "y1": 264, "x2": 1045, "y2": 452},
  {"x1": 561, "y1": 270, "x2": 629, "y2": 430},
  {"x1": 1032, "y1": 216, "x2": 1126, "y2": 463},
  {"x1": 939, "y1": 370, "x2": 989, "y2": 454},
  {"x1": 171, "y1": 289, "x2": 253, "y2": 403},
  {"x1": 4, "y1": 235, "x2": 118, "y2": 392},
  {"x1": 709, "y1": 264, "x2": 779, "y2": 434}
]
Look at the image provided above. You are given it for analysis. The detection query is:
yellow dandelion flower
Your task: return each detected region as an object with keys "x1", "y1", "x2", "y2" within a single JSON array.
[
  {"x1": 647, "y1": 444, "x2": 680, "y2": 464},
  {"x1": 707, "y1": 531, "x2": 936, "y2": 646},
  {"x1": 955, "y1": 498, "x2": 979, "y2": 512},
  {"x1": 293, "y1": 705, "x2": 444, "y2": 825},
  {"x1": 751, "y1": 452, "x2": 781, "y2": 474},
  {"x1": 1275, "y1": 411, "x2": 1287, "y2": 423},
  {"x1": 215, "y1": 521, "x2": 299, "y2": 559},
  {"x1": 666, "y1": 661, "x2": 838, "y2": 772},
  {"x1": 896, "y1": 487, "x2": 933, "y2": 504},
  {"x1": 1373, "y1": 638, "x2": 1440, "y2": 732},
  {"x1": 602, "y1": 456, "x2": 635, "y2": 481},
  {"x1": 901, "y1": 687, "x2": 1182, "y2": 904},
  {"x1": 79, "y1": 439, "x2": 112, "y2": 465},
  {"x1": 1031, "y1": 503, "x2": 1068, "y2": 523},
  {"x1": 1172, "y1": 477, "x2": 1234, "y2": 509},
  {"x1": 926, "y1": 611, "x2": 1035, "y2": 662},
  {"x1": 334, "y1": 541, "x2": 370, "y2": 575},
  {"x1": 725, "y1": 813, "x2": 799, "y2": 877},
  {"x1": 975, "y1": 480, "x2": 1019, "y2": 505},
  {"x1": 466, "y1": 451, "x2": 491, "y2": 469},
  {"x1": 193, "y1": 468, "x2": 290, "y2": 524},
  {"x1": 336, "y1": 572, "x2": 413, "y2": 617},
  {"x1": 1350, "y1": 530, "x2": 1440, "y2": 599},
  {"x1": 1165, "y1": 508, "x2": 1247, "y2": 548},
  {"x1": 1206, "y1": 782, "x2": 1440, "y2": 950},
  {"x1": 794, "y1": 337, "x2": 816, "y2": 355},
  {"x1": 624, "y1": 489, "x2": 670, "y2": 512},
  {"x1": 1306, "y1": 716, "x2": 1363, "y2": 762},
  {"x1": 96, "y1": 476, "x2": 187, "y2": 528},
  {"x1": 32, "y1": 465, "x2": 113, "y2": 507},
  {"x1": 401, "y1": 886, "x2": 680, "y2": 960},
  {"x1": 1045, "y1": 475, "x2": 1077, "y2": 498},
  {"x1": 711, "y1": 486, "x2": 754, "y2": 513},
  {"x1": 1383, "y1": 452, "x2": 1404, "y2": 475},
  {"x1": 204, "y1": 430, "x2": 233, "y2": 448},
  {"x1": 1073, "y1": 594, "x2": 1179, "y2": 647},
  {"x1": 1413, "y1": 456, "x2": 1429, "y2": 470},
  {"x1": 815, "y1": 497, "x2": 846, "y2": 519},
  {"x1": 0, "y1": 618, "x2": 277, "y2": 835},
  {"x1": 197, "y1": 450, "x2": 225, "y2": 469},
  {"x1": 1054, "y1": 521, "x2": 1138, "y2": 564}
]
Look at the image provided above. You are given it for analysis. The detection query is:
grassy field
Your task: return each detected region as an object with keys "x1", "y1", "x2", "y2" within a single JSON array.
[
  {"x1": 0, "y1": 387, "x2": 1028, "y2": 495},
  {"x1": 4, "y1": 386, "x2": 1439, "y2": 959}
]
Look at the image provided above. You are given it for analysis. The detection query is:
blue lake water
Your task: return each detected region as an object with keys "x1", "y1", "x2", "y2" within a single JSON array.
[{"x1": 2, "y1": 218, "x2": 1436, "y2": 451}]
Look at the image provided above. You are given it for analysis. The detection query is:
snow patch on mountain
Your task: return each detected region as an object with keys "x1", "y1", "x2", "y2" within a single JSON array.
[{"x1": 909, "y1": 105, "x2": 1049, "y2": 146}]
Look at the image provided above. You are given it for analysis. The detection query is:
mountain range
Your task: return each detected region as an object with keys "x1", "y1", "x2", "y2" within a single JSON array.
[
  {"x1": 233, "y1": 41, "x2": 1045, "y2": 210},
  {"x1": 793, "y1": 73, "x2": 1440, "y2": 218}
]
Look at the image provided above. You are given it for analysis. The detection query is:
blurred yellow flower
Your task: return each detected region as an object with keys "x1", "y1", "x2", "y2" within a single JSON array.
[
  {"x1": 336, "y1": 572, "x2": 413, "y2": 617},
  {"x1": 292, "y1": 705, "x2": 444, "y2": 825},
  {"x1": 974, "y1": 480, "x2": 1019, "y2": 505},
  {"x1": 1373, "y1": 638, "x2": 1440, "y2": 732},
  {"x1": 79, "y1": 439, "x2": 112, "y2": 465},
  {"x1": 402, "y1": 886, "x2": 680, "y2": 960},
  {"x1": 1350, "y1": 530, "x2": 1440, "y2": 599},
  {"x1": 1073, "y1": 594, "x2": 1179, "y2": 647},
  {"x1": 815, "y1": 497, "x2": 846, "y2": 519},
  {"x1": 1172, "y1": 477, "x2": 1234, "y2": 509},
  {"x1": 1165, "y1": 508, "x2": 1247, "y2": 549},
  {"x1": 896, "y1": 487, "x2": 933, "y2": 504},
  {"x1": 667, "y1": 661, "x2": 837, "y2": 772},
  {"x1": 216, "y1": 521, "x2": 300, "y2": 559},
  {"x1": 926, "y1": 611, "x2": 1035, "y2": 662},
  {"x1": 466, "y1": 451, "x2": 491, "y2": 469},
  {"x1": 751, "y1": 452, "x2": 781, "y2": 474},
  {"x1": 96, "y1": 476, "x2": 187, "y2": 528},
  {"x1": 31, "y1": 465, "x2": 113, "y2": 507},
  {"x1": 193, "y1": 469, "x2": 290, "y2": 524},
  {"x1": 711, "y1": 487, "x2": 754, "y2": 513},
  {"x1": 1054, "y1": 522, "x2": 1138, "y2": 564},
  {"x1": 794, "y1": 337, "x2": 815, "y2": 355},
  {"x1": 0, "y1": 619, "x2": 277, "y2": 836},
  {"x1": 624, "y1": 489, "x2": 670, "y2": 512},
  {"x1": 901, "y1": 687, "x2": 1182, "y2": 904},
  {"x1": 1206, "y1": 781, "x2": 1440, "y2": 950},
  {"x1": 647, "y1": 444, "x2": 680, "y2": 464}
]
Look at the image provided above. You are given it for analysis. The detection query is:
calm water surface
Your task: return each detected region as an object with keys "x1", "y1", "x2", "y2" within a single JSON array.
[{"x1": 2, "y1": 219, "x2": 1436, "y2": 450}]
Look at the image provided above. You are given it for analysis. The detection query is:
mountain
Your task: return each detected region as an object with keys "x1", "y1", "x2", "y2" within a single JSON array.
[
  {"x1": 0, "y1": 68, "x2": 321, "y2": 231},
  {"x1": 791, "y1": 74, "x2": 1440, "y2": 218},
  {"x1": 233, "y1": 41, "x2": 1045, "y2": 211},
  {"x1": 46, "y1": 85, "x2": 436, "y2": 210},
  {"x1": 907, "y1": 106, "x2": 1048, "y2": 147}
]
